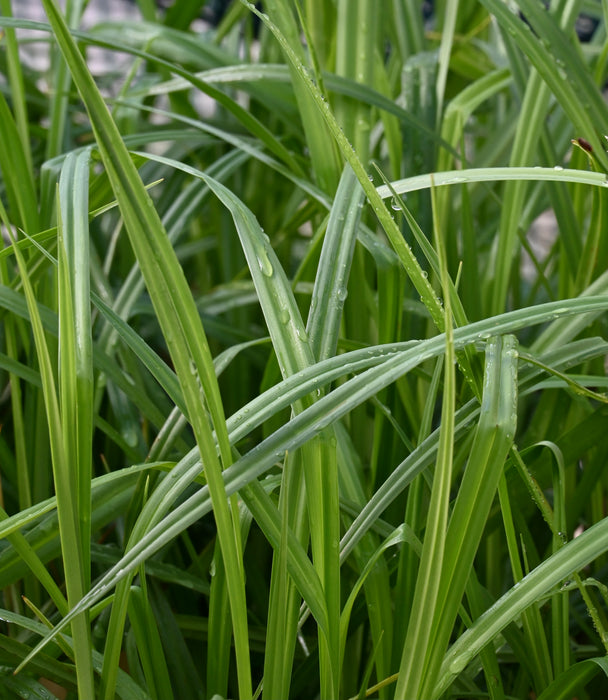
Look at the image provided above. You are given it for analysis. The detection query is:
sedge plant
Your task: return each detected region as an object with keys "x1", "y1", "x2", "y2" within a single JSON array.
[{"x1": 0, "y1": 1, "x2": 608, "y2": 698}]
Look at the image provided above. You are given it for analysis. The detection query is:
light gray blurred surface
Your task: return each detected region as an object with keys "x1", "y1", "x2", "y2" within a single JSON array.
[{"x1": 8, "y1": 0, "x2": 143, "y2": 73}]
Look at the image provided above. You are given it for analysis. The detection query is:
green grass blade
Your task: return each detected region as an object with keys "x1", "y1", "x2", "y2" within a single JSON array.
[
  {"x1": 58, "y1": 151, "x2": 93, "y2": 588},
  {"x1": 307, "y1": 164, "x2": 364, "y2": 362},
  {"x1": 334, "y1": 0, "x2": 378, "y2": 163},
  {"x1": 376, "y1": 166, "x2": 608, "y2": 198},
  {"x1": 45, "y1": 0, "x2": 85, "y2": 160},
  {"x1": 394, "y1": 183, "x2": 455, "y2": 700},
  {"x1": 134, "y1": 62, "x2": 460, "y2": 155},
  {"x1": 549, "y1": 443, "x2": 569, "y2": 677},
  {"x1": 436, "y1": 519, "x2": 608, "y2": 697},
  {"x1": 201, "y1": 168, "x2": 341, "y2": 695},
  {"x1": 0, "y1": 508, "x2": 67, "y2": 615},
  {"x1": 4, "y1": 209, "x2": 95, "y2": 696},
  {"x1": 437, "y1": 68, "x2": 512, "y2": 173},
  {"x1": 339, "y1": 524, "x2": 410, "y2": 670},
  {"x1": 206, "y1": 551, "x2": 233, "y2": 698},
  {"x1": 479, "y1": 0, "x2": 608, "y2": 170},
  {"x1": 537, "y1": 657, "x2": 608, "y2": 700},
  {"x1": 263, "y1": 0, "x2": 342, "y2": 192},
  {"x1": 335, "y1": 424, "x2": 395, "y2": 697},
  {"x1": 435, "y1": 0, "x2": 459, "y2": 124},
  {"x1": 80, "y1": 21, "x2": 305, "y2": 175},
  {"x1": 38, "y1": 1, "x2": 251, "y2": 696},
  {"x1": 420, "y1": 334, "x2": 518, "y2": 697},
  {"x1": 0, "y1": 0, "x2": 33, "y2": 174},
  {"x1": 0, "y1": 91, "x2": 39, "y2": 233},
  {"x1": 128, "y1": 585, "x2": 174, "y2": 700},
  {"x1": 242, "y1": 0, "x2": 445, "y2": 331},
  {"x1": 261, "y1": 450, "x2": 307, "y2": 700},
  {"x1": 489, "y1": 0, "x2": 581, "y2": 314},
  {"x1": 14, "y1": 296, "x2": 608, "y2": 672}
]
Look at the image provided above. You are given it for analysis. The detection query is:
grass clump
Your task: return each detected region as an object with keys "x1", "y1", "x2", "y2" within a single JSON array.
[{"x1": 1, "y1": 1, "x2": 608, "y2": 698}]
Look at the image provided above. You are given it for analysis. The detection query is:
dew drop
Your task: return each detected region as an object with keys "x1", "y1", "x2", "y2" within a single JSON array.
[
  {"x1": 449, "y1": 656, "x2": 467, "y2": 675},
  {"x1": 257, "y1": 252, "x2": 273, "y2": 277},
  {"x1": 123, "y1": 426, "x2": 139, "y2": 448}
]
